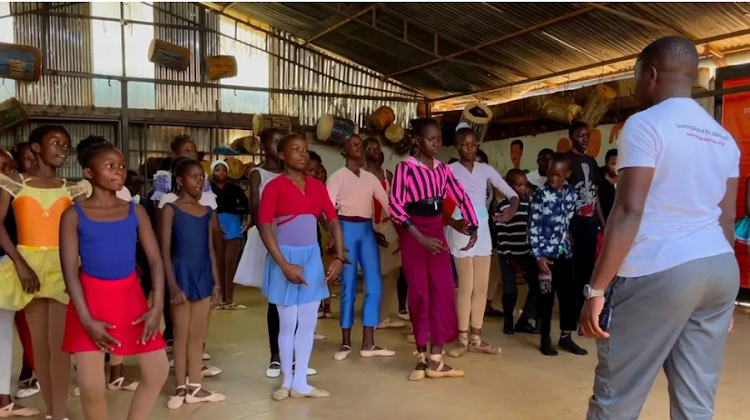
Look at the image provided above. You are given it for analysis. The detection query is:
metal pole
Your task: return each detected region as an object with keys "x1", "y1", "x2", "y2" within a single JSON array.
[{"x1": 120, "y1": 2, "x2": 130, "y2": 165}]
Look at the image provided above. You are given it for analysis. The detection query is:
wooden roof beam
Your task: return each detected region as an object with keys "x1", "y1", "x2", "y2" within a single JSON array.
[
  {"x1": 432, "y1": 28, "x2": 750, "y2": 103},
  {"x1": 302, "y1": 4, "x2": 379, "y2": 46},
  {"x1": 385, "y1": 4, "x2": 602, "y2": 78}
]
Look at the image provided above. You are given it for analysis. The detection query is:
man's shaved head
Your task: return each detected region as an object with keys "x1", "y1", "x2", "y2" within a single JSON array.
[{"x1": 634, "y1": 36, "x2": 699, "y2": 108}]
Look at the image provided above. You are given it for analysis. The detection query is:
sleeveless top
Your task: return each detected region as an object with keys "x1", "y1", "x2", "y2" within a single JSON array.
[
  {"x1": 0, "y1": 173, "x2": 89, "y2": 249},
  {"x1": 170, "y1": 203, "x2": 214, "y2": 300},
  {"x1": 255, "y1": 167, "x2": 281, "y2": 198},
  {"x1": 74, "y1": 202, "x2": 137, "y2": 280}
]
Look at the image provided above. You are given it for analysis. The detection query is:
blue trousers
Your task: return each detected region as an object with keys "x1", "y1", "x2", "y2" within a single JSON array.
[{"x1": 340, "y1": 220, "x2": 382, "y2": 329}]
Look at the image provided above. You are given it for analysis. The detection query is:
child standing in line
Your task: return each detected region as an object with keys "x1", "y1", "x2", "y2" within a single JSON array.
[
  {"x1": 159, "y1": 159, "x2": 225, "y2": 409},
  {"x1": 307, "y1": 151, "x2": 334, "y2": 321},
  {"x1": 60, "y1": 137, "x2": 168, "y2": 420},
  {"x1": 0, "y1": 125, "x2": 94, "y2": 420},
  {"x1": 258, "y1": 134, "x2": 345, "y2": 400},
  {"x1": 528, "y1": 153, "x2": 586, "y2": 356},
  {"x1": 494, "y1": 169, "x2": 539, "y2": 335},
  {"x1": 362, "y1": 143, "x2": 404, "y2": 330},
  {"x1": 327, "y1": 135, "x2": 394, "y2": 361}
]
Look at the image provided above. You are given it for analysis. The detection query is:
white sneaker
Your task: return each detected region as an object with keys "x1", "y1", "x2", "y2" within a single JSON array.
[
  {"x1": 266, "y1": 362, "x2": 281, "y2": 378},
  {"x1": 202, "y1": 353, "x2": 211, "y2": 361},
  {"x1": 15, "y1": 379, "x2": 40, "y2": 399},
  {"x1": 314, "y1": 332, "x2": 326, "y2": 340}
]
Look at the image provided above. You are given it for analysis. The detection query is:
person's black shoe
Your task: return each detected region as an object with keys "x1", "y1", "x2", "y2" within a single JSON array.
[
  {"x1": 558, "y1": 334, "x2": 588, "y2": 355},
  {"x1": 514, "y1": 318, "x2": 539, "y2": 334},
  {"x1": 540, "y1": 337, "x2": 558, "y2": 356},
  {"x1": 485, "y1": 307, "x2": 504, "y2": 317},
  {"x1": 503, "y1": 318, "x2": 515, "y2": 335}
]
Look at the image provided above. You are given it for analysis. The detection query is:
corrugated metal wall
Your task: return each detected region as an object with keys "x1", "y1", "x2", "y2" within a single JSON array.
[
  {"x1": 268, "y1": 30, "x2": 418, "y2": 127},
  {"x1": 12, "y1": 2, "x2": 94, "y2": 106},
  {"x1": 153, "y1": 2, "x2": 221, "y2": 112}
]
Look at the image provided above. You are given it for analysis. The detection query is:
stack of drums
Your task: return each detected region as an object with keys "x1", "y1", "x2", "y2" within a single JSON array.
[
  {"x1": 317, "y1": 114, "x2": 359, "y2": 147},
  {"x1": 458, "y1": 102, "x2": 494, "y2": 142}
]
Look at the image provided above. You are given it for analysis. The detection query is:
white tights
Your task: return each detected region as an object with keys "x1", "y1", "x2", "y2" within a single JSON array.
[{"x1": 277, "y1": 301, "x2": 319, "y2": 393}]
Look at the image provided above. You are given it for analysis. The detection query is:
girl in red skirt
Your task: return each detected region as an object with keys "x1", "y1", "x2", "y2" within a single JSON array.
[{"x1": 60, "y1": 136, "x2": 168, "y2": 420}]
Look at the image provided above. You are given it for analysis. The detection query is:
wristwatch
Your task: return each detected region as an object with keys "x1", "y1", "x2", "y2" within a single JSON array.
[{"x1": 583, "y1": 284, "x2": 605, "y2": 299}]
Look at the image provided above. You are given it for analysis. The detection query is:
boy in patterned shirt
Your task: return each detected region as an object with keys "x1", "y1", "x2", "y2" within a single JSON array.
[{"x1": 528, "y1": 153, "x2": 587, "y2": 357}]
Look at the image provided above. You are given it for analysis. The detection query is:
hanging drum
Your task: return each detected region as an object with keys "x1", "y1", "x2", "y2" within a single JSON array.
[
  {"x1": 385, "y1": 124, "x2": 412, "y2": 155},
  {"x1": 458, "y1": 102, "x2": 493, "y2": 142},
  {"x1": 541, "y1": 100, "x2": 582, "y2": 124},
  {"x1": 366, "y1": 106, "x2": 396, "y2": 133},
  {"x1": 252, "y1": 114, "x2": 292, "y2": 136},
  {"x1": 317, "y1": 114, "x2": 359, "y2": 147},
  {"x1": 579, "y1": 84, "x2": 617, "y2": 128}
]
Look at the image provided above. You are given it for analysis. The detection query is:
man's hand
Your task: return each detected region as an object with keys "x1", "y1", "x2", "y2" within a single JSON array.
[{"x1": 580, "y1": 297, "x2": 610, "y2": 339}]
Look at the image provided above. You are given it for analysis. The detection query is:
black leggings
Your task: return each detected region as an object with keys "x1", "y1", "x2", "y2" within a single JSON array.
[
  {"x1": 397, "y1": 268, "x2": 408, "y2": 312},
  {"x1": 268, "y1": 303, "x2": 280, "y2": 357}
]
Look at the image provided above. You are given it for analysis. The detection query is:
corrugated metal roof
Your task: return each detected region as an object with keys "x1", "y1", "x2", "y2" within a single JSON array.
[{"x1": 216, "y1": 2, "x2": 750, "y2": 103}]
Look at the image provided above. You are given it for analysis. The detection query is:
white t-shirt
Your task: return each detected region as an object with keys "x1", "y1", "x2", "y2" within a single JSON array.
[
  {"x1": 617, "y1": 97, "x2": 740, "y2": 277},
  {"x1": 526, "y1": 170, "x2": 546, "y2": 189}
]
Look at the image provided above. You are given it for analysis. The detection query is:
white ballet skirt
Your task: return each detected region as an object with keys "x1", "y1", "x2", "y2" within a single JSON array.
[
  {"x1": 234, "y1": 168, "x2": 280, "y2": 288},
  {"x1": 445, "y1": 205, "x2": 493, "y2": 258}
]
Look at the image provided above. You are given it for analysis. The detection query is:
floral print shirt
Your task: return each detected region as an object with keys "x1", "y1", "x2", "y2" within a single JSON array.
[{"x1": 528, "y1": 182, "x2": 577, "y2": 259}]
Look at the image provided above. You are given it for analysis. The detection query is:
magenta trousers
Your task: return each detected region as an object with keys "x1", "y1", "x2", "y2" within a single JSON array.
[{"x1": 399, "y1": 214, "x2": 458, "y2": 347}]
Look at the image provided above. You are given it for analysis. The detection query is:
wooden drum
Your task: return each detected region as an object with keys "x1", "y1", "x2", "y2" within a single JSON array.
[
  {"x1": 579, "y1": 84, "x2": 617, "y2": 128},
  {"x1": 148, "y1": 39, "x2": 190, "y2": 71},
  {"x1": 0, "y1": 98, "x2": 29, "y2": 132},
  {"x1": 366, "y1": 106, "x2": 395, "y2": 133},
  {"x1": 231, "y1": 136, "x2": 260, "y2": 154},
  {"x1": 226, "y1": 157, "x2": 245, "y2": 180},
  {"x1": 458, "y1": 102, "x2": 493, "y2": 142},
  {"x1": 541, "y1": 100, "x2": 582, "y2": 124},
  {"x1": 252, "y1": 114, "x2": 292, "y2": 136},
  {"x1": 0, "y1": 43, "x2": 42, "y2": 82},
  {"x1": 317, "y1": 114, "x2": 359, "y2": 147},
  {"x1": 204, "y1": 55, "x2": 238, "y2": 81},
  {"x1": 200, "y1": 160, "x2": 211, "y2": 175}
]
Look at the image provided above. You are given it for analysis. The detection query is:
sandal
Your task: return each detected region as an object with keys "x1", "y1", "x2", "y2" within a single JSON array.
[
  {"x1": 448, "y1": 332, "x2": 469, "y2": 358},
  {"x1": 469, "y1": 334, "x2": 501, "y2": 355},
  {"x1": 223, "y1": 302, "x2": 247, "y2": 310},
  {"x1": 0, "y1": 402, "x2": 40, "y2": 418},
  {"x1": 184, "y1": 383, "x2": 226, "y2": 404},
  {"x1": 425, "y1": 354, "x2": 464, "y2": 379},
  {"x1": 408, "y1": 352, "x2": 427, "y2": 382},
  {"x1": 166, "y1": 386, "x2": 187, "y2": 410},
  {"x1": 333, "y1": 345, "x2": 351, "y2": 361},
  {"x1": 107, "y1": 376, "x2": 139, "y2": 391}
]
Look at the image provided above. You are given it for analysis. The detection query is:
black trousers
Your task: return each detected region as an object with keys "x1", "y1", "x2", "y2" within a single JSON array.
[
  {"x1": 397, "y1": 267, "x2": 408, "y2": 311},
  {"x1": 268, "y1": 303, "x2": 280, "y2": 356},
  {"x1": 499, "y1": 253, "x2": 540, "y2": 321},
  {"x1": 537, "y1": 254, "x2": 578, "y2": 339},
  {"x1": 570, "y1": 217, "x2": 599, "y2": 321}
]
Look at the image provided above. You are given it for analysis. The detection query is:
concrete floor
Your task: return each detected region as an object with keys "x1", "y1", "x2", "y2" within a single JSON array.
[{"x1": 9, "y1": 286, "x2": 750, "y2": 420}]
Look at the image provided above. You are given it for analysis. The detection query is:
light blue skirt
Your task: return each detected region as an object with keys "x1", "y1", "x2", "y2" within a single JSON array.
[
  {"x1": 263, "y1": 243, "x2": 329, "y2": 306},
  {"x1": 736, "y1": 216, "x2": 750, "y2": 244}
]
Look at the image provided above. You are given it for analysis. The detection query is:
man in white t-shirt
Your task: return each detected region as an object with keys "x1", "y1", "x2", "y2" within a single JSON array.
[
  {"x1": 526, "y1": 148, "x2": 553, "y2": 190},
  {"x1": 580, "y1": 36, "x2": 740, "y2": 420}
]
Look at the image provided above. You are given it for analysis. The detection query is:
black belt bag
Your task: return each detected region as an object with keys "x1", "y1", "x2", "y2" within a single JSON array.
[{"x1": 405, "y1": 197, "x2": 444, "y2": 217}]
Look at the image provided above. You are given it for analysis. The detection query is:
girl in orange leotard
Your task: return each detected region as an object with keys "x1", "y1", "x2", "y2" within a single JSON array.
[{"x1": 0, "y1": 126, "x2": 90, "y2": 420}]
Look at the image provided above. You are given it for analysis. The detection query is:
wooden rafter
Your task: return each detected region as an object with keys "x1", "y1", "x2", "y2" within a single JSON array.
[
  {"x1": 385, "y1": 4, "x2": 602, "y2": 78},
  {"x1": 433, "y1": 28, "x2": 750, "y2": 103},
  {"x1": 302, "y1": 4, "x2": 379, "y2": 46},
  {"x1": 629, "y1": 3, "x2": 725, "y2": 59}
]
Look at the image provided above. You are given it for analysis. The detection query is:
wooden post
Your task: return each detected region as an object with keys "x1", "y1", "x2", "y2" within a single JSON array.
[{"x1": 148, "y1": 39, "x2": 190, "y2": 71}]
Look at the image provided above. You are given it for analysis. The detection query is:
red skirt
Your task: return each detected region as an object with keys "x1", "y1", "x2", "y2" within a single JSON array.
[{"x1": 63, "y1": 271, "x2": 165, "y2": 356}]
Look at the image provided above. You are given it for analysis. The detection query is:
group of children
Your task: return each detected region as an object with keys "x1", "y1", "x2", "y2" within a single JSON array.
[{"x1": 0, "y1": 117, "x2": 616, "y2": 419}]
